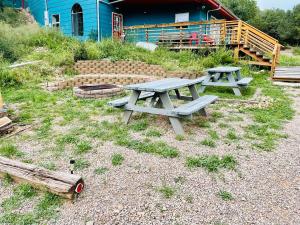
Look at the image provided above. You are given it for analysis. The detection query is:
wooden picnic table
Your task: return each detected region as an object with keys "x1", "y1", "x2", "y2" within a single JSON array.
[
  {"x1": 199, "y1": 66, "x2": 253, "y2": 96},
  {"x1": 109, "y1": 78, "x2": 218, "y2": 135}
]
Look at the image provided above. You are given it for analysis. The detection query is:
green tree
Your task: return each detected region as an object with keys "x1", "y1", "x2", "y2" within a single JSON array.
[{"x1": 220, "y1": 0, "x2": 259, "y2": 22}]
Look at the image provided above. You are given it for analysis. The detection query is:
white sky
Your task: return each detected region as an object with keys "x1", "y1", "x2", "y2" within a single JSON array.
[{"x1": 257, "y1": 0, "x2": 300, "y2": 10}]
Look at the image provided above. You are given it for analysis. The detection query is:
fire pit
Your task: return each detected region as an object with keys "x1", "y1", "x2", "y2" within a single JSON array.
[{"x1": 73, "y1": 84, "x2": 123, "y2": 99}]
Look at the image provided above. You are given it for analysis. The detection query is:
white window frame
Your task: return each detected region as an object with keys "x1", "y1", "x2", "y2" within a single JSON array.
[
  {"x1": 175, "y1": 12, "x2": 190, "y2": 23},
  {"x1": 52, "y1": 14, "x2": 60, "y2": 28}
]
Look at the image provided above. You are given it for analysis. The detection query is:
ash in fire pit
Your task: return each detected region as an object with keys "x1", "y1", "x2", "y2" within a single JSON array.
[{"x1": 74, "y1": 84, "x2": 123, "y2": 99}]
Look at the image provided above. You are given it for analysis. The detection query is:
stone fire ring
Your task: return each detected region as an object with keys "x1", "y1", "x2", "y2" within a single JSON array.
[{"x1": 74, "y1": 84, "x2": 124, "y2": 99}]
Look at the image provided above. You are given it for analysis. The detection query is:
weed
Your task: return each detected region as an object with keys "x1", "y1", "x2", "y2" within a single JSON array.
[
  {"x1": 226, "y1": 129, "x2": 238, "y2": 140},
  {"x1": 130, "y1": 120, "x2": 149, "y2": 132},
  {"x1": 185, "y1": 195, "x2": 193, "y2": 203},
  {"x1": 158, "y1": 186, "x2": 176, "y2": 199},
  {"x1": 74, "y1": 159, "x2": 90, "y2": 171},
  {"x1": 0, "y1": 143, "x2": 24, "y2": 158},
  {"x1": 40, "y1": 162, "x2": 56, "y2": 171},
  {"x1": 218, "y1": 190, "x2": 234, "y2": 201},
  {"x1": 76, "y1": 141, "x2": 92, "y2": 154},
  {"x1": 175, "y1": 135, "x2": 185, "y2": 141},
  {"x1": 94, "y1": 167, "x2": 109, "y2": 175},
  {"x1": 208, "y1": 130, "x2": 219, "y2": 140},
  {"x1": 2, "y1": 173, "x2": 13, "y2": 186},
  {"x1": 200, "y1": 139, "x2": 216, "y2": 148},
  {"x1": 1, "y1": 184, "x2": 37, "y2": 211},
  {"x1": 111, "y1": 153, "x2": 124, "y2": 166},
  {"x1": 145, "y1": 129, "x2": 162, "y2": 137},
  {"x1": 193, "y1": 117, "x2": 210, "y2": 128},
  {"x1": 174, "y1": 176, "x2": 185, "y2": 184},
  {"x1": 219, "y1": 123, "x2": 230, "y2": 129},
  {"x1": 186, "y1": 155, "x2": 237, "y2": 172}
]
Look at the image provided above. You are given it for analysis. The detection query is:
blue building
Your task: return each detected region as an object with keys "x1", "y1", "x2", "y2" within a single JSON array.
[{"x1": 17, "y1": 0, "x2": 237, "y2": 41}]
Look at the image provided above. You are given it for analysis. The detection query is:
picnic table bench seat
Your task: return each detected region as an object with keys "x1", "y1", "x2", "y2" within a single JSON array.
[
  {"x1": 237, "y1": 77, "x2": 253, "y2": 86},
  {"x1": 108, "y1": 92, "x2": 155, "y2": 108},
  {"x1": 173, "y1": 95, "x2": 218, "y2": 116}
]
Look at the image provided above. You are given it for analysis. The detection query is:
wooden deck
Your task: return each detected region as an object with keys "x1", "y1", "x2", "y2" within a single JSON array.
[{"x1": 273, "y1": 67, "x2": 300, "y2": 82}]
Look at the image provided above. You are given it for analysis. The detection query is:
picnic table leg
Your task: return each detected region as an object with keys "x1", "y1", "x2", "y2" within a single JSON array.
[
  {"x1": 188, "y1": 85, "x2": 199, "y2": 100},
  {"x1": 236, "y1": 70, "x2": 242, "y2": 81},
  {"x1": 159, "y1": 92, "x2": 184, "y2": 135},
  {"x1": 123, "y1": 90, "x2": 141, "y2": 124},
  {"x1": 175, "y1": 89, "x2": 181, "y2": 99},
  {"x1": 227, "y1": 72, "x2": 242, "y2": 96},
  {"x1": 199, "y1": 74, "x2": 212, "y2": 93}
]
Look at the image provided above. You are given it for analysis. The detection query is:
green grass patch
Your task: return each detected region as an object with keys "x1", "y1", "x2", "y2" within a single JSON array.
[
  {"x1": 74, "y1": 159, "x2": 90, "y2": 171},
  {"x1": 94, "y1": 167, "x2": 109, "y2": 175},
  {"x1": 208, "y1": 130, "x2": 219, "y2": 140},
  {"x1": 158, "y1": 186, "x2": 176, "y2": 199},
  {"x1": 226, "y1": 129, "x2": 239, "y2": 140},
  {"x1": 145, "y1": 129, "x2": 162, "y2": 137},
  {"x1": 175, "y1": 135, "x2": 185, "y2": 141},
  {"x1": 217, "y1": 190, "x2": 234, "y2": 201},
  {"x1": 186, "y1": 155, "x2": 237, "y2": 172},
  {"x1": 111, "y1": 153, "x2": 124, "y2": 166},
  {"x1": 200, "y1": 139, "x2": 216, "y2": 148},
  {"x1": 1, "y1": 184, "x2": 37, "y2": 211},
  {"x1": 0, "y1": 143, "x2": 24, "y2": 158},
  {"x1": 75, "y1": 141, "x2": 92, "y2": 154},
  {"x1": 130, "y1": 119, "x2": 149, "y2": 132}
]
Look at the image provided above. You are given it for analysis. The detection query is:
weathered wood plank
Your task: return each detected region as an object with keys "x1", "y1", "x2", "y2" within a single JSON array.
[{"x1": 0, "y1": 157, "x2": 84, "y2": 199}]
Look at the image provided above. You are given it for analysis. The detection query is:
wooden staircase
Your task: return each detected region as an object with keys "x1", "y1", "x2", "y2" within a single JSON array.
[{"x1": 233, "y1": 21, "x2": 281, "y2": 73}]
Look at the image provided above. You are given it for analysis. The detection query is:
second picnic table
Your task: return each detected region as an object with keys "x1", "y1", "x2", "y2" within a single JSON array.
[
  {"x1": 199, "y1": 66, "x2": 253, "y2": 96},
  {"x1": 109, "y1": 78, "x2": 218, "y2": 135}
]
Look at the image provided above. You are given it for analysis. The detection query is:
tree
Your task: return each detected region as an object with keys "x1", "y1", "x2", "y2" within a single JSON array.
[{"x1": 220, "y1": 0, "x2": 259, "y2": 22}]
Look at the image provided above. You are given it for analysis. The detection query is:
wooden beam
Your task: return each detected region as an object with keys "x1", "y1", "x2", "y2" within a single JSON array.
[{"x1": 0, "y1": 157, "x2": 84, "y2": 199}]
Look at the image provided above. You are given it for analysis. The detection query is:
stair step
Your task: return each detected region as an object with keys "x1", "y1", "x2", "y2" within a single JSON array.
[{"x1": 243, "y1": 45, "x2": 250, "y2": 49}]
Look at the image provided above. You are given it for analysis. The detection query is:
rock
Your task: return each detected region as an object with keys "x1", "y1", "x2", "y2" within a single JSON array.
[{"x1": 86, "y1": 221, "x2": 94, "y2": 225}]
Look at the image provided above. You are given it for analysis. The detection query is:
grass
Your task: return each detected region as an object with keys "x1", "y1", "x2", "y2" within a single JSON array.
[
  {"x1": 186, "y1": 155, "x2": 237, "y2": 172},
  {"x1": 75, "y1": 141, "x2": 92, "y2": 154},
  {"x1": 226, "y1": 129, "x2": 239, "y2": 140},
  {"x1": 145, "y1": 129, "x2": 162, "y2": 137},
  {"x1": 200, "y1": 139, "x2": 216, "y2": 148},
  {"x1": 130, "y1": 119, "x2": 149, "y2": 132},
  {"x1": 175, "y1": 135, "x2": 185, "y2": 141},
  {"x1": 158, "y1": 186, "x2": 176, "y2": 199},
  {"x1": 74, "y1": 159, "x2": 90, "y2": 171},
  {"x1": 1, "y1": 184, "x2": 37, "y2": 211},
  {"x1": 217, "y1": 190, "x2": 234, "y2": 201},
  {"x1": 0, "y1": 143, "x2": 24, "y2": 158},
  {"x1": 208, "y1": 130, "x2": 220, "y2": 140},
  {"x1": 280, "y1": 54, "x2": 300, "y2": 66},
  {"x1": 94, "y1": 167, "x2": 109, "y2": 175},
  {"x1": 39, "y1": 162, "x2": 56, "y2": 171},
  {"x1": 111, "y1": 153, "x2": 124, "y2": 166}
]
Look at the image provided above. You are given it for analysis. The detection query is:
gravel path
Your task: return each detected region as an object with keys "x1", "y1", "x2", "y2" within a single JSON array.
[
  {"x1": 49, "y1": 87, "x2": 300, "y2": 225},
  {"x1": 1, "y1": 87, "x2": 299, "y2": 225}
]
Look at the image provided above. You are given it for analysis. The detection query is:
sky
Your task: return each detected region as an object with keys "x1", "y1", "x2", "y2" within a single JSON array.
[{"x1": 256, "y1": 0, "x2": 300, "y2": 10}]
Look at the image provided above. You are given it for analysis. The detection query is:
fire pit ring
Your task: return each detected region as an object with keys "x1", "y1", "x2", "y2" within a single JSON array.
[{"x1": 74, "y1": 84, "x2": 123, "y2": 99}]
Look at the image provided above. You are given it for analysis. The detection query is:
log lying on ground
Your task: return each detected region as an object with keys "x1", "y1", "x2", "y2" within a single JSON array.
[
  {"x1": 0, "y1": 156, "x2": 84, "y2": 199},
  {"x1": 0, "y1": 117, "x2": 13, "y2": 135}
]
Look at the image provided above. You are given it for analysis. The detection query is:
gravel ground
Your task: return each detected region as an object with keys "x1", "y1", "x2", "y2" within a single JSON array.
[{"x1": 1, "y1": 88, "x2": 299, "y2": 225}]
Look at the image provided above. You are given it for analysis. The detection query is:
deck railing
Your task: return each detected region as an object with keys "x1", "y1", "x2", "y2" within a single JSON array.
[{"x1": 124, "y1": 20, "x2": 280, "y2": 71}]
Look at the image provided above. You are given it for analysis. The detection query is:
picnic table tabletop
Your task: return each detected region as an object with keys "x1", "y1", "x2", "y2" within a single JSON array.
[
  {"x1": 207, "y1": 66, "x2": 241, "y2": 73},
  {"x1": 125, "y1": 78, "x2": 203, "y2": 93}
]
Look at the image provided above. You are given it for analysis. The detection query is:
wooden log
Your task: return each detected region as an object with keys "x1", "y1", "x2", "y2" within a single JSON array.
[{"x1": 0, "y1": 157, "x2": 84, "y2": 199}]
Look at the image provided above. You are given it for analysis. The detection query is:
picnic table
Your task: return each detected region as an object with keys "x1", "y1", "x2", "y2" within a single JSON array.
[
  {"x1": 199, "y1": 67, "x2": 253, "y2": 96},
  {"x1": 108, "y1": 78, "x2": 218, "y2": 135}
]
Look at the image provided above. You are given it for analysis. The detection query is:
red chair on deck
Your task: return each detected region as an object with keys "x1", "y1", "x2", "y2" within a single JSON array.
[{"x1": 189, "y1": 32, "x2": 200, "y2": 46}]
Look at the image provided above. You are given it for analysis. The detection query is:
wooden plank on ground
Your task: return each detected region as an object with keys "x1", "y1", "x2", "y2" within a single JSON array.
[
  {"x1": 0, "y1": 117, "x2": 11, "y2": 128},
  {"x1": 0, "y1": 157, "x2": 84, "y2": 199}
]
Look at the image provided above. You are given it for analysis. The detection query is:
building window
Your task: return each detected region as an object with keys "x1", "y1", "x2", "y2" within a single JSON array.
[
  {"x1": 71, "y1": 3, "x2": 84, "y2": 36},
  {"x1": 52, "y1": 14, "x2": 60, "y2": 28},
  {"x1": 175, "y1": 12, "x2": 190, "y2": 23}
]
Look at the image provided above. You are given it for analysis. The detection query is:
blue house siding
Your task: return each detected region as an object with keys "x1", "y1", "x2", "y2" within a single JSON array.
[
  {"x1": 99, "y1": 1, "x2": 113, "y2": 39},
  {"x1": 27, "y1": 0, "x2": 45, "y2": 25},
  {"x1": 119, "y1": 4, "x2": 209, "y2": 27},
  {"x1": 47, "y1": 0, "x2": 97, "y2": 40}
]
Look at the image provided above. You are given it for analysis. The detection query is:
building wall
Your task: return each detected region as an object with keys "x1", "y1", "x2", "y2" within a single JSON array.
[
  {"x1": 99, "y1": 1, "x2": 113, "y2": 39},
  {"x1": 27, "y1": 0, "x2": 45, "y2": 25},
  {"x1": 118, "y1": 3, "x2": 210, "y2": 27},
  {"x1": 46, "y1": 0, "x2": 98, "y2": 40}
]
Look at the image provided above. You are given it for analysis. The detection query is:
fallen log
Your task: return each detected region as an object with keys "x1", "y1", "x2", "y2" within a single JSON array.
[{"x1": 0, "y1": 156, "x2": 84, "y2": 199}]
